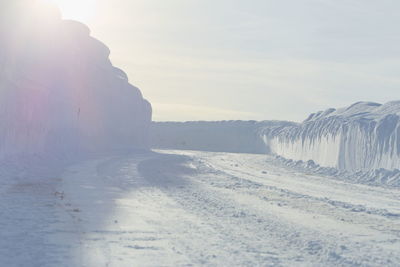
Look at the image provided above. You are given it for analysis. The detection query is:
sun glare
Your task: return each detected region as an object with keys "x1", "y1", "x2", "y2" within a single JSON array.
[{"x1": 46, "y1": 0, "x2": 97, "y2": 23}]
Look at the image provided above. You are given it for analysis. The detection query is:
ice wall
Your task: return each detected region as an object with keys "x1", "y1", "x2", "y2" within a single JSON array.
[
  {"x1": 0, "y1": 1, "x2": 152, "y2": 159},
  {"x1": 151, "y1": 121, "x2": 293, "y2": 154},
  {"x1": 262, "y1": 101, "x2": 400, "y2": 171},
  {"x1": 151, "y1": 101, "x2": 400, "y2": 173}
]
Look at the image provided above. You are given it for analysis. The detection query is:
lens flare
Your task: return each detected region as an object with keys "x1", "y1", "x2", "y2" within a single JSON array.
[{"x1": 46, "y1": 0, "x2": 97, "y2": 23}]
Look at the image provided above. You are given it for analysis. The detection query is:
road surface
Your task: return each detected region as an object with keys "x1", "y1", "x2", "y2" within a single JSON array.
[{"x1": 1, "y1": 150, "x2": 400, "y2": 266}]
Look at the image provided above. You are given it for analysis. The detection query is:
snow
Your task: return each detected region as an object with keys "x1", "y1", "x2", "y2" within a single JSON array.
[
  {"x1": 151, "y1": 102, "x2": 400, "y2": 185},
  {"x1": 151, "y1": 121, "x2": 293, "y2": 154},
  {"x1": 1, "y1": 150, "x2": 399, "y2": 266},
  {"x1": 262, "y1": 101, "x2": 400, "y2": 172},
  {"x1": 2, "y1": 2, "x2": 400, "y2": 266},
  {"x1": 0, "y1": 1, "x2": 152, "y2": 160}
]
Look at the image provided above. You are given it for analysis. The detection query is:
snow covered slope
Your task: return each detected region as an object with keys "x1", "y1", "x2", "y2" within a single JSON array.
[
  {"x1": 262, "y1": 101, "x2": 400, "y2": 172},
  {"x1": 0, "y1": 1, "x2": 152, "y2": 159},
  {"x1": 151, "y1": 121, "x2": 293, "y2": 154}
]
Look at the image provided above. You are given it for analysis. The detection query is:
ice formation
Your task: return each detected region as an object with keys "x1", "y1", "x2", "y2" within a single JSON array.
[
  {"x1": 0, "y1": 1, "x2": 152, "y2": 160},
  {"x1": 262, "y1": 101, "x2": 400, "y2": 172},
  {"x1": 151, "y1": 121, "x2": 293, "y2": 154},
  {"x1": 152, "y1": 101, "x2": 400, "y2": 176}
]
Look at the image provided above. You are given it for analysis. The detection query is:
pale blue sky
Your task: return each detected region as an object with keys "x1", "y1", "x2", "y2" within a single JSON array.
[{"x1": 57, "y1": 0, "x2": 400, "y2": 122}]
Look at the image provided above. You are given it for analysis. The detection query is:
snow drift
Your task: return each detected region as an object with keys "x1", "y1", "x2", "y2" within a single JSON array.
[
  {"x1": 0, "y1": 1, "x2": 152, "y2": 160},
  {"x1": 262, "y1": 101, "x2": 400, "y2": 172}
]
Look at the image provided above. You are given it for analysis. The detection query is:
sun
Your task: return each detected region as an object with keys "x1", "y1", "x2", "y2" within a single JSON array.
[{"x1": 46, "y1": 0, "x2": 97, "y2": 23}]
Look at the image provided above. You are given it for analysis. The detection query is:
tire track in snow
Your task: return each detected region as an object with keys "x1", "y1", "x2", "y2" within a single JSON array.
[
  {"x1": 149, "y1": 150, "x2": 400, "y2": 266},
  {"x1": 53, "y1": 150, "x2": 400, "y2": 266}
]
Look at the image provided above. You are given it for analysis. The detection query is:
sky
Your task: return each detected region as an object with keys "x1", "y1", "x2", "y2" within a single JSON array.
[{"x1": 52, "y1": 0, "x2": 400, "y2": 122}]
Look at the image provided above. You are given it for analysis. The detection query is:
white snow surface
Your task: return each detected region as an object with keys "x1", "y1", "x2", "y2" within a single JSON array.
[
  {"x1": 1, "y1": 150, "x2": 399, "y2": 266},
  {"x1": 0, "y1": 1, "x2": 152, "y2": 160}
]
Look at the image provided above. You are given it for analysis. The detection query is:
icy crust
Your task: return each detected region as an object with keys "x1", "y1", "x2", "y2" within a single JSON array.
[
  {"x1": 262, "y1": 101, "x2": 400, "y2": 172},
  {"x1": 0, "y1": 1, "x2": 152, "y2": 159},
  {"x1": 151, "y1": 121, "x2": 295, "y2": 154}
]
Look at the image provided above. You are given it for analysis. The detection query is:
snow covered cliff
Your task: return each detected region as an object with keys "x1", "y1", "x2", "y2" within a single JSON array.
[
  {"x1": 262, "y1": 101, "x2": 400, "y2": 172},
  {"x1": 0, "y1": 1, "x2": 152, "y2": 159}
]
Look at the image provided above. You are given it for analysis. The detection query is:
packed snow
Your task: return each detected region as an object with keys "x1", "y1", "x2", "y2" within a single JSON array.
[{"x1": 1, "y1": 150, "x2": 399, "y2": 266}]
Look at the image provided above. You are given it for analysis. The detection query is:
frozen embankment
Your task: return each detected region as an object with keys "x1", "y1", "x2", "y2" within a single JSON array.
[
  {"x1": 0, "y1": 1, "x2": 152, "y2": 160},
  {"x1": 152, "y1": 101, "x2": 400, "y2": 185},
  {"x1": 261, "y1": 101, "x2": 400, "y2": 174}
]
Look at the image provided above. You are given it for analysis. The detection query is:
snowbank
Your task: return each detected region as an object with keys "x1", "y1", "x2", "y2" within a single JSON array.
[
  {"x1": 0, "y1": 1, "x2": 152, "y2": 160},
  {"x1": 262, "y1": 101, "x2": 400, "y2": 172}
]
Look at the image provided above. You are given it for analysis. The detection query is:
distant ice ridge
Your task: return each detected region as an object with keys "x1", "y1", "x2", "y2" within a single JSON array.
[
  {"x1": 151, "y1": 121, "x2": 294, "y2": 154},
  {"x1": 262, "y1": 101, "x2": 400, "y2": 172},
  {"x1": 0, "y1": 1, "x2": 152, "y2": 160}
]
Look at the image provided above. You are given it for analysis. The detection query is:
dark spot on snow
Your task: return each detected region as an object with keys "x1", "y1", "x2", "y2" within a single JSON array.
[{"x1": 125, "y1": 245, "x2": 159, "y2": 250}]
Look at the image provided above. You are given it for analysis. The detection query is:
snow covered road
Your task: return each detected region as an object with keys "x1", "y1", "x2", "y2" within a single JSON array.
[{"x1": 2, "y1": 150, "x2": 400, "y2": 266}]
